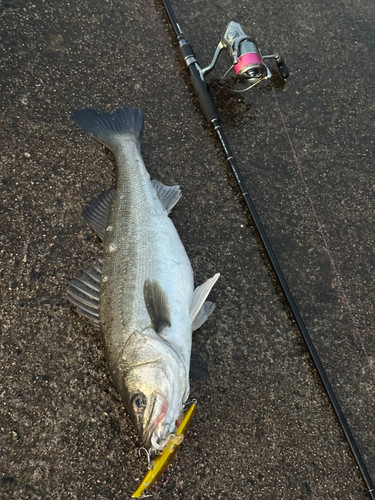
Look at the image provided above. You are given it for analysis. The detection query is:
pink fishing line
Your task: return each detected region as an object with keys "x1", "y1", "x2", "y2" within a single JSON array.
[{"x1": 271, "y1": 85, "x2": 375, "y2": 378}]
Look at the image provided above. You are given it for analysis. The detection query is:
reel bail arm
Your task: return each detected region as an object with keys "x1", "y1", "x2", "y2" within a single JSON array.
[
  {"x1": 160, "y1": 2, "x2": 375, "y2": 497},
  {"x1": 200, "y1": 21, "x2": 289, "y2": 88}
]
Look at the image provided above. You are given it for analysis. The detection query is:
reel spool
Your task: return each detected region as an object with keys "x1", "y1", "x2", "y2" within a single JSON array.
[{"x1": 200, "y1": 21, "x2": 289, "y2": 92}]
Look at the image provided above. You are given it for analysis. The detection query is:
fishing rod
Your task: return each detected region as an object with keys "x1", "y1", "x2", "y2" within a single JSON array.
[{"x1": 160, "y1": 1, "x2": 375, "y2": 498}]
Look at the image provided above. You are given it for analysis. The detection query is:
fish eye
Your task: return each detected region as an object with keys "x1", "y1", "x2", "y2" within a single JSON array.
[{"x1": 131, "y1": 392, "x2": 147, "y2": 413}]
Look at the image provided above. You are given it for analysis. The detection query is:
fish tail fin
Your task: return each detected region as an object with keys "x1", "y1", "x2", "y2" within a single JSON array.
[{"x1": 72, "y1": 106, "x2": 143, "y2": 151}]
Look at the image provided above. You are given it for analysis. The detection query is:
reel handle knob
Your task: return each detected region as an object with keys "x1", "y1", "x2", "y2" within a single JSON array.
[{"x1": 276, "y1": 56, "x2": 289, "y2": 79}]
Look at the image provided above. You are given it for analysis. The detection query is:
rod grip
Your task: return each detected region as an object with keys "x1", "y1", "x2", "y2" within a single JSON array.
[{"x1": 179, "y1": 43, "x2": 219, "y2": 123}]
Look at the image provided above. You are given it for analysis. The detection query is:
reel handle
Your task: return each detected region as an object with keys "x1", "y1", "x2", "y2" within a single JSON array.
[
  {"x1": 200, "y1": 22, "x2": 290, "y2": 89},
  {"x1": 275, "y1": 55, "x2": 289, "y2": 79}
]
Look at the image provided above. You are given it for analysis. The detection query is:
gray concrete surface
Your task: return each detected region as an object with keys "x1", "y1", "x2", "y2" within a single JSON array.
[{"x1": 0, "y1": 0, "x2": 374, "y2": 498}]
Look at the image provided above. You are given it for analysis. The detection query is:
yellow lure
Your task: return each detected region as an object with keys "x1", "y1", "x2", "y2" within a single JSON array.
[{"x1": 132, "y1": 403, "x2": 196, "y2": 498}]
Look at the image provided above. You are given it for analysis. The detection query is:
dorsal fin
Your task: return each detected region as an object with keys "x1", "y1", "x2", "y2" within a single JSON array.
[
  {"x1": 66, "y1": 259, "x2": 102, "y2": 329},
  {"x1": 143, "y1": 279, "x2": 171, "y2": 334},
  {"x1": 82, "y1": 188, "x2": 115, "y2": 240}
]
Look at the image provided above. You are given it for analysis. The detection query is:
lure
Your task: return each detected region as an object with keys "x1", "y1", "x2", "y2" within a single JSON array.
[
  {"x1": 159, "y1": 1, "x2": 375, "y2": 498},
  {"x1": 132, "y1": 403, "x2": 196, "y2": 498}
]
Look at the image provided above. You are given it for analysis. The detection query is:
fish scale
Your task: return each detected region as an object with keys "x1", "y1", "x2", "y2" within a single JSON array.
[{"x1": 67, "y1": 106, "x2": 219, "y2": 451}]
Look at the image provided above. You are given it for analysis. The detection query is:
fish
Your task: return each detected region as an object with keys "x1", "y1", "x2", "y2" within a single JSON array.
[{"x1": 66, "y1": 106, "x2": 219, "y2": 452}]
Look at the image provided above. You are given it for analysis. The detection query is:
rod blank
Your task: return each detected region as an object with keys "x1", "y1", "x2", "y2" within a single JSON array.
[{"x1": 160, "y1": 0, "x2": 375, "y2": 497}]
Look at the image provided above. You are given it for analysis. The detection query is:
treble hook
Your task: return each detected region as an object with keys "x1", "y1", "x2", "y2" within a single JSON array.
[{"x1": 138, "y1": 447, "x2": 152, "y2": 470}]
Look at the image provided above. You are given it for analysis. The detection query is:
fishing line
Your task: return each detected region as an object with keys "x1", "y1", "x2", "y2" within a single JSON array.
[
  {"x1": 159, "y1": 1, "x2": 375, "y2": 497},
  {"x1": 270, "y1": 84, "x2": 375, "y2": 379}
]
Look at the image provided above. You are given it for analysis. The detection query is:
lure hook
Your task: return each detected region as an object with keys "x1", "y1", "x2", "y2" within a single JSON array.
[{"x1": 138, "y1": 447, "x2": 153, "y2": 470}]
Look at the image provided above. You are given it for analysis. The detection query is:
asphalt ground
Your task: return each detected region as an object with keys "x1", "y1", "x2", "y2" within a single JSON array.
[{"x1": 0, "y1": 0, "x2": 374, "y2": 498}]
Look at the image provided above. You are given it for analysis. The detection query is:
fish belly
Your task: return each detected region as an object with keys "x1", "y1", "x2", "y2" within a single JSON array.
[{"x1": 99, "y1": 140, "x2": 194, "y2": 374}]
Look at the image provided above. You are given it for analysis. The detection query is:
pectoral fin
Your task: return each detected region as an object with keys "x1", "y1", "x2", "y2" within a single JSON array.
[
  {"x1": 190, "y1": 273, "x2": 220, "y2": 331},
  {"x1": 144, "y1": 280, "x2": 171, "y2": 334}
]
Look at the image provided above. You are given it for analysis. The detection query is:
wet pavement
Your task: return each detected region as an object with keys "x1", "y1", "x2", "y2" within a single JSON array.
[{"x1": 0, "y1": 0, "x2": 374, "y2": 498}]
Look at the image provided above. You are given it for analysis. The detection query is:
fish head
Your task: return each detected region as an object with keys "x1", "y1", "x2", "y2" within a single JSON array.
[{"x1": 123, "y1": 357, "x2": 189, "y2": 452}]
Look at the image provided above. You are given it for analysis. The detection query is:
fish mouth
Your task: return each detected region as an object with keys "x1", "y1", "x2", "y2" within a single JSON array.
[
  {"x1": 150, "y1": 428, "x2": 171, "y2": 451},
  {"x1": 142, "y1": 394, "x2": 170, "y2": 451}
]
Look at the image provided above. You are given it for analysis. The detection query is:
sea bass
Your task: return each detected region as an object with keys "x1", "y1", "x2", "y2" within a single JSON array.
[{"x1": 67, "y1": 106, "x2": 219, "y2": 452}]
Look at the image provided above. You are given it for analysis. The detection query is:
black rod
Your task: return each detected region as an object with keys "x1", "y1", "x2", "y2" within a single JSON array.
[
  {"x1": 212, "y1": 119, "x2": 375, "y2": 499},
  {"x1": 160, "y1": 0, "x2": 375, "y2": 498}
]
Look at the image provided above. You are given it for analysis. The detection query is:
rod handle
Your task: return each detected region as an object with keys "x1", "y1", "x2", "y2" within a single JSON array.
[{"x1": 179, "y1": 43, "x2": 219, "y2": 122}]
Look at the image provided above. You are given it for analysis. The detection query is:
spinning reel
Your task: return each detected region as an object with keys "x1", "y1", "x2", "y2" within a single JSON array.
[{"x1": 200, "y1": 21, "x2": 289, "y2": 91}]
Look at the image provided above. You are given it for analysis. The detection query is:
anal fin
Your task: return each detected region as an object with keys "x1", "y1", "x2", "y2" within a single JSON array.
[{"x1": 151, "y1": 179, "x2": 181, "y2": 214}]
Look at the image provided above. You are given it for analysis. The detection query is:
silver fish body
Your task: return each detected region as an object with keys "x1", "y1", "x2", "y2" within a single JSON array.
[{"x1": 67, "y1": 107, "x2": 219, "y2": 451}]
